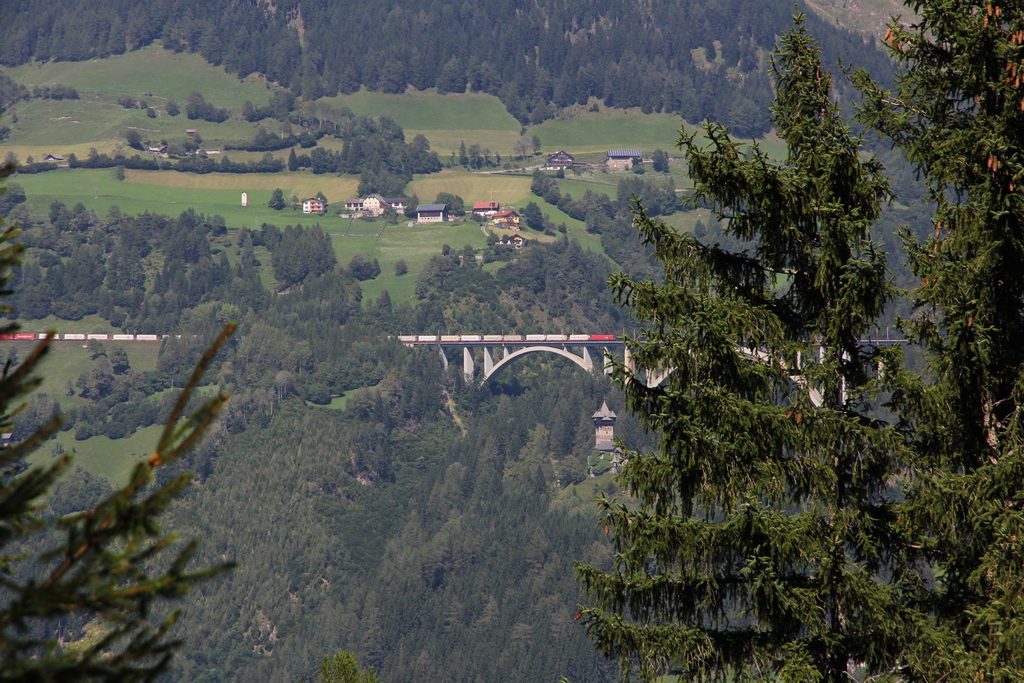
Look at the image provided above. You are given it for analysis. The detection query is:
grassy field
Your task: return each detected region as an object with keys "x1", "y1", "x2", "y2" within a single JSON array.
[
  {"x1": 0, "y1": 339, "x2": 161, "y2": 397},
  {"x1": 2, "y1": 45, "x2": 278, "y2": 160},
  {"x1": 14, "y1": 314, "x2": 120, "y2": 335},
  {"x1": 12, "y1": 168, "x2": 361, "y2": 227},
  {"x1": 530, "y1": 112, "x2": 693, "y2": 154},
  {"x1": 321, "y1": 90, "x2": 521, "y2": 154},
  {"x1": 6, "y1": 44, "x2": 274, "y2": 109},
  {"x1": 0, "y1": 339, "x2": 182, "y2": 483},
  {"x1": 48, "y1": 425, "x2": 165, "y2": 484},
  {"x1": 407, "y1": 171, "x2": 532, "y2": 207}
]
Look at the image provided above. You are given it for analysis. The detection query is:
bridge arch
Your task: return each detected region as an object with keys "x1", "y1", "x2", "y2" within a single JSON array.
[{"x1": 483, "y1": 346, "x2": 594, "y2": 383}]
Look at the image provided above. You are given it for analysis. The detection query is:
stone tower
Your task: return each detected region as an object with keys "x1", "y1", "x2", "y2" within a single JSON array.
[{"x1": 592, "y1": 400, "x2": 617, "y2": 452}]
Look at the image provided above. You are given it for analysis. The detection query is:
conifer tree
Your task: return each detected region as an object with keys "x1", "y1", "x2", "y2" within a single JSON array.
[
  {"x1": 576, "y1": 20, "x2": 924, "y2": 681},
  {"x1": 854, "y1": 1, "x2": 1024, "y2": 678}
]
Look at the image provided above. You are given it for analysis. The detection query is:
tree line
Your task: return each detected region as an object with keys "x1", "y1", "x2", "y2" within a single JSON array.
[{"x1": 0, "y1": 0, "x2": 893, "y2": 136}]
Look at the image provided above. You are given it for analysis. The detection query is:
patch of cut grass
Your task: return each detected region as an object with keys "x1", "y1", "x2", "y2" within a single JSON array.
[
  {"x1": 1, "y1": 98, "x2": 262, "y2": 149},
  {"x1": 319, "y1": 89, "x2": 520, "y2": 154},
  {"x1": 0, "y1": 341, "x2": 162, "y2": 409},
  {"x1": 7, "y1": 44, "x2": 275, "y2": 109},
  {"x1": 44, "y1": 425, "x2": 165, "y2": 484},
  {"x1": 13, "y1": 315, "x2": 119, "y2": 335},
  {"x1": 529, "y1": 113, "x2": 692, "y2": 154},
  {"x1": 407, "y1": 171, "x2": 532, "y2": 207},
  {"x1": 13, "y1": 168, "x2": 358, "y2": 231},
  {"x1": 322, "y1": 89, "x2": 518, "y2": 131}
]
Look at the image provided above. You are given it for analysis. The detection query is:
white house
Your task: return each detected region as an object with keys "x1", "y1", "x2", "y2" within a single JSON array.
[{"x1": 303, "y1": 197, "x2": 326, "y2": 214}]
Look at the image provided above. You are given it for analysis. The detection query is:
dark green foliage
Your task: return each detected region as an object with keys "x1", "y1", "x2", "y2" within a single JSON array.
[
  {"x1": 319, "y1": 649, "x2": 378, "y2": 682},
  {"x1": 270, "y1": 224, "x2": 336, "y2": 289},
  {"x1": 268, "y1": 188, "x2": 286, "y2": 210},
  {"x1": 0, "y1": 72, "x2": 27, "y2": 111},
  {"x1": 522, "y1": 201, "x2": 544, "y2": 231},
  {"x1": 0, "y1": 210, "x2": 235, "y2": 683},
  {"x1": 650, "y1": 149, "x2": 669, "y2": 172},
  {"x1": 0, "y1": 0, "x2": 892, "y2": 135},
  {"x1": 0, "y1": 183, "x2": 24, "y2": 218},
  {"x1": 184, "y1": 91, "x2": 229, "y2": 123},
  {"x1": 434, "y1": 192, "x2": 464, "y2": 215},
  {"x1": 125, "y1": 129, "x2": 143, "y2": 150},
  {"x1": 577, "y1": 20, "x2": 921, "y2": 681},
  {"x1": 852, "y1": 1, "x2": 1024, "y2": 677},
  {"x1": 348, "y1": 255, "x2": 381, "y2": 281},
  {"x1": 614, "y1": 176, "x2": 676, "y2": 217}
]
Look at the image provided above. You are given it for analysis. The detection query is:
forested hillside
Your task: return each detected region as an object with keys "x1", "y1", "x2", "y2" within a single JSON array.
[
  {"x1": 0, "y1": 0, "x2": 892, "y2": 136},
  {"x1": 0, "y1": 1, "x2": 928, "y2": 679},
  {"x1": 1, "y1": 174, "x2": 655, "y2": 677}
]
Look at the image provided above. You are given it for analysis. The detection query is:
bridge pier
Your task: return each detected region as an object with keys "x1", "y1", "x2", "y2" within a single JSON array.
[{"x1": 463, "y1": 347, "x2": 474, "y2": 381}]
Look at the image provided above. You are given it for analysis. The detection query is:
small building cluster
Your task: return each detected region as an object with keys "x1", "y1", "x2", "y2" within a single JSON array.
[
  {"x1": 343, "y1": 194, "x2": 406, "y2": 216},
  {"x1": 296, "y1": 149, "x2": 646, "y2": 223},
  {"x1": 496, "y1": 234, "x2": 526, "y2": 249},
  {"x1": 543, "y1": 149, "x2": 646, "y2": 171}
]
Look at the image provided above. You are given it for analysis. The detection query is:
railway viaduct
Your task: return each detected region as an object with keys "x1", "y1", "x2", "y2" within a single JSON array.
[
  {"x1": 399, "y1": 334, "x2": 630, "y2": 385},
  {"x1": 401, "y1": 334, "x2": 905, "y2": 405}
]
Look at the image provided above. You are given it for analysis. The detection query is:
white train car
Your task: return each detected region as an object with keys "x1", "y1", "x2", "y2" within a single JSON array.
[
  {"x1": 398, "y1": 335, "x2": 418, "y2": 343},
  {"x1": 568, "y1": 334, "x2": 590, "y2": 341},
  {"x1": 502, "y1": 335, "x2": 523, "y2": 342},
  {"x1": 62, "y1": 333, "x2": 87, "y2": 341},
  {"x1": 461, "y1": 335, "x2": 482, "y2": 342},
  {"x1": 482, "y1": 335, "x2": 503, "y2": 342},
  {"x1": 136, "y1": 334, "x2": 160, "y2": 341},
  {"x1": 544, "y1": 334, "x2": 568, "y2": 342},
  {"x1": 112, "y1": 334, "x2": 134, "y2": 341},
  {"x1": 440, "y1": 335, "x2": 461, "y2": 342},
  {"x1": 86, "y1": 334, "x2": 109, "y2": 341},
  {"x1": 524, "y1": 334, "x2": 546, "y2": 341},
  {"x1": 417, "y1": 335, "x2": 438, "y2": 342}
]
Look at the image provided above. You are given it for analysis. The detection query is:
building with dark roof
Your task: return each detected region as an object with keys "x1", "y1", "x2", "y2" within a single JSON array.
[
  {"x1": 546, "y1": 150, "x2": 575, "y2": 170},
  {"x1": 416, "y1": 203, "x2": 449, "y2": 223},
  {"x1": 606, "y1": 149, "x2": 643, "y2": 170}
]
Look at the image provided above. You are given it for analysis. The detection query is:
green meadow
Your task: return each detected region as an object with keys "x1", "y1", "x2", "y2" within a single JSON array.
[
  {"x1": 2, "y1": 44, "x2": 749, "y2": 316},
  {"x1": 6, "y1": 44, "x2": 274, "y2": 109},
  {"x1": 321, "y1": 90, "x2": 521, "y2": 155},
  {"x1": 531, "y1": 112, "x2": 693, "y2": 154},
  {"x1": 0, "y1": 340, "x2": 164, "y2": 482},
  {"x1": 0, "y1": 36, "x2": 789, "y2": 486}
]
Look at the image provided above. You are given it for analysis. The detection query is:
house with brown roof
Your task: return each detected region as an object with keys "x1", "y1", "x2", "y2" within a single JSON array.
[{"x1": 492, "y1": 210, "x2": 520, "y2": 230}]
